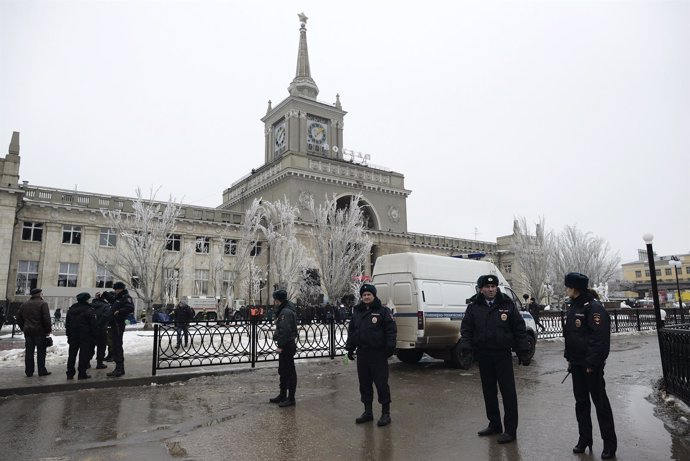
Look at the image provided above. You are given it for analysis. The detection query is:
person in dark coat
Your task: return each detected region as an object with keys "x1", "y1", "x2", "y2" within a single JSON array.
[
  {"x1": 174, "y1": 300, "x2": 195, "y2": 348},
  {"x1": 563, "y1": 272, "x2": 617, "y2": 459},
  {"x1": 66, "y1": 292, "x2": 98, "y2": 380},
  {"x1": 269, "y1": 289, "x2": 298, "y2": 407},
  {"x1": 224, "y1": 304, "x2": 231, "y2": 325},
  {"x1": 528, "y1": 297, "x2": 546, "y2": 332},
  {"x1": 346, "y1": 284, "x2": 397, "y2": 427},
  {"x1": 459, "y1": 275, "x2": 530, "y2": 444},
  {"x1": 107, "y1": 282, "x2": 134, "y2": 377},
  {"x1": 91, "y1": 292, "x2": 112, "y2": 369},
  {"x1": 16, "y1": 288, "x2": 53, "y2": 377}
]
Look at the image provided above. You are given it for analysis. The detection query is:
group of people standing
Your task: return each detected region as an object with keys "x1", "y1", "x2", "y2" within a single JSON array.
[
  {"x1": 16, "y1": 282, "x2": 135, "y2": 380},
  {"x1": 269, "y1": 273, "x2": 617, "y2": 459}
]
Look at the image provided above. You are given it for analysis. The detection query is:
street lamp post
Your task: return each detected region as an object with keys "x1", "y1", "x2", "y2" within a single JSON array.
[
  {"x1": 643, "y1": 233, "x2": 667, "y2": 386},
  {"x1": 670, "y1": 256, "x2": 683, "y2": 309}
]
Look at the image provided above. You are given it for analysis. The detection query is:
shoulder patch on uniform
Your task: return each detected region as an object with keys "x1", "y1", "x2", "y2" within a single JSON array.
[{"x1": 593, "y1": 312, "x2": 602, "y2": 325}]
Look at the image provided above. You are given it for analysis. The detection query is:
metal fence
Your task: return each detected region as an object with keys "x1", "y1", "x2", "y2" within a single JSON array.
[
  {"x1": 659, "y1": 324, "x2": 690, "y2": 406},
  {"x1": 152, "y1": 319, "x2": 349, "y2": 375},
  {"x1": 536, "y1": 308, "x2": 689, "y2": 339}
]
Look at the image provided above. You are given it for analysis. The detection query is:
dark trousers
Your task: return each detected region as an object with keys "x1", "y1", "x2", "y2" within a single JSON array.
[
  {"x1": 571, "y1": 364, "x2": 617, "y2": 447},
  {"x1": 477, "y1": 349, "x2": 518, "y2": 435},
  {"x1": 24, "y1": 335, "x2": 48, "y2": 376},
  {"x1": 278, "y1": 341, "x2": 297, "y2": 394},
  {"x1": 175, "y1": 325, "x2": 189, "y2": 347},
  {"x1": 67, "y1": 338, "x2": 92, "y2": 377},
  {"x1": 94, "y1": 328, "x2": 107, "y2": 363},
  {"x1": 356, "y1": 348, "x2": 391, "y2": 405},
  {"x1": 111, "y1": 322, "x2": 126, "y2": 370}
]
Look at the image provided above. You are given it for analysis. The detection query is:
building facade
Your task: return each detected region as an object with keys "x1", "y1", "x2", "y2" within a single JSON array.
[{"x1": 621, "y1": 250, "x2": 689, "y2": 303}]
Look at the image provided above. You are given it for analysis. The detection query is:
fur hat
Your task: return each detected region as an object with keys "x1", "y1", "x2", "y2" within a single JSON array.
[
  {"x1": 477, "y1": 275, "x2": 499, "y2": 288},
  {"x1": 29, "y1": 288, "x2": 42, "y2": 296},
  {"x1": 272, "y1": 289, "x2": 288, "y2": 302},
  {"x1": 76, "y1": 292, "x2": 91, "y2": 303},
  {"x1": 113, "y1": 281, "x2": 126, "y2": 290},
  {"x1": 564, "y1": 272, "x2": 589, "y2": 292},
  {"x1": 359, "y1": 284, "x2": 377, "y2": 296}
]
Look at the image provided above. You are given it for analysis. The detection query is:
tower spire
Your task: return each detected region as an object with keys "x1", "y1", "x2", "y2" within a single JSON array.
[{"x1": 288, "y1": 13, "x2": 319, "y2": 99}]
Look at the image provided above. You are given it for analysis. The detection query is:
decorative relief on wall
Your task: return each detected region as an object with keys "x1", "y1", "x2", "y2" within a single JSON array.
[
  {"x1": 298, "y1": 191, "x2": 314, "y2": 210},
  {"x1": 387, "y1": 205, "x2": 400, "y2": 223}
]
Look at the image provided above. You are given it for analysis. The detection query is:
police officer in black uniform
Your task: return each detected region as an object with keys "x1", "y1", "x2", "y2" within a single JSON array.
[
  {"x1": 460, "y1": 275, "x2": 530, "y2": 444},
  {"x1": 107, "y1": 282, "x2": 134, "y2": 378},
  {"x1": 346, "y1": 284, "x2": 397, "y2": 427},
  {"x1": 269, "y1": 289, "x2": 298, "y2": 407},
  {"x1": 563, "y1": 272, "x2": 617, "y2": 459},
  {"x1": 91, "y1": 292, "x2": 112, "y2": 369},
  {"x1": 65, "y1": 292, "x2": 98, "y2": 380}
]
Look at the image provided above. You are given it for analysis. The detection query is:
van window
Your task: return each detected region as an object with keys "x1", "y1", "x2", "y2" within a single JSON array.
[
  {"x1": 421, "y1": 281, "x2": 443, "y2": 306},
  {"x1": 375, "y1": 283, "x2": 390, "y2": 304},
  {"x1": 503, "y1": 286, "x2": 523, "y2": 309},
  {"x1": 443, "y1": 283, "x2": 475, "y2": 308},
  {"x1": 393, "y1": 283, "x2": 412, "y2": 306}
]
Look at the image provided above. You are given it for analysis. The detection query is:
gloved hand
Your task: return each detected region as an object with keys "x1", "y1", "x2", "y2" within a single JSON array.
[
  {"x1": 567, "y1": 362, "x2": 572, "y2": 373},
  {"x1": 518, "y1": 354, "x2": 531, "y2": 366},
  {"x1": 347, "y1": 350, "x2": 356, "y2": 361},
  {"x1": 386, "y1": 346, "x2": 396, "y2": 358}
]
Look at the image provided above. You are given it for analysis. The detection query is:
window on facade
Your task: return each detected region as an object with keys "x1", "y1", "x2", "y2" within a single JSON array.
[
  {"x1": 16, "y1": 260, "x2": 39, "y2": 295},
  {"x1": 222, "y1": 270, "x2": 232, "y2": 294},
  {"x1": 99, "y1": 228, "x2": 117, "y2": 247},
  {"x1": 62, "y1": 225, "x2": 82, "y2": 244},
  {"x1": 224, "y1": 239, "x2": 237, "y2": 255},
  {"x1": 250, "y1": 241, "x2": 262, "y2": 257},
  {"x1": 686, "y1": 267, "x2": 690, "y2": 275},
  {"x1": 164, "y1": 268, "x2": 180, "y2": 300},
  {"x1": 194, "y1": 269, "x2": 209, "y2": 296},
  {"x1": 195, "y1": 236, "x2": 210, "y2": 254},
  {"x1": 503, "y1": 264, "x2": 512, "y2": 274},
  {"x1": 96, "y1": 265, "x2": 114, "y2": 288},
  {"x1": 665, "y1": 268, "x2": 672, "y2": 276},
  {"x1": 131, "y1": 274, "x2": 140, "y2": 289},
  {"x1": 166, "y1": 234, "x2": 181, "y2": 252},
  {"x1": 22, "y1": 222, "x2": 43, "y2": 242},
  {"x1": 58, "y1": 263, "x2": 79, "y2": 287},
  {"x1": 635, "y1": 270, "x2": 642, "y2": 278},
  {"x1": 645, "y1": 270, "x2": 650, "y2": 277}
]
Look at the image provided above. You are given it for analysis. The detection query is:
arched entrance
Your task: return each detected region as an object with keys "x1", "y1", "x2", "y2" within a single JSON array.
[{"x1": 335, "y1": 195, "x2": 379, "y2": 230}]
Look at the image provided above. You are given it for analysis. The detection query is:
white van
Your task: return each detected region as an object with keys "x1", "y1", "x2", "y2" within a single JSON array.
[{"x1": 372, "y1": 252, "x2": 537, "y2": 368}]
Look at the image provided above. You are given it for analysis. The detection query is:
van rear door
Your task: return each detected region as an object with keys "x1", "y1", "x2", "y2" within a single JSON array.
[{"x1": 374, "y1": 273, "x2": 417, "y2": 349}]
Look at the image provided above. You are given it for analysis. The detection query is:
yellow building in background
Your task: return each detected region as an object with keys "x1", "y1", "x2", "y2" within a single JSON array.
[{"x1": 621, "y1": 250, "x2": 690, "y2": 304}]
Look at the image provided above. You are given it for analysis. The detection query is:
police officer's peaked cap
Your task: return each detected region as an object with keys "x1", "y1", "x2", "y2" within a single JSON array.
[
  {"x1": 359, "y1": 284, "x2": 377, "y2": 296},
  {"x1": 29, "y1": 288, "x2": 42, "y2": 296},
  {"x1": 113, "y1": 282, "x2": 126, "y2": 290},
  {"x1": 477, "y1": 275, "x2": 499, "y2": 288},
  {"x1": 76, "y1": 292, "x2": 91, "y2": 302},
  {"x1": 564, "y1": 272, "x2": 589, "y2": 292},
  {"x1": 272, "y1": 289, "x2": 288, "y2": 301}
]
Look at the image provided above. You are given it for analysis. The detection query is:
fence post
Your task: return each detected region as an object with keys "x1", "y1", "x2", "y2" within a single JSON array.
[
  {"x1": 329, "y1": 318, "x2": 335, "y2": 359},
  {"x1": 636, "y1": 310, "x2": 641, "y2": 331},
  {"x1": 613, "y1": 310, "x2": 619, "y2": 333},
  {"x1": 152, "y1": 323, "x2": 159, "y2": 376},
  {"x1": 250, "y1": 317, "x2": 257, "y2": 368},
  {"x1": 682, "y1": 308, "x2": 686, "y2": 324}
]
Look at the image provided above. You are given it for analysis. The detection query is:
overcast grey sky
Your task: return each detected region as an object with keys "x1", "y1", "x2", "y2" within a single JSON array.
[{"x1": 1, "y1": 0, "x2": 688, "y2": 262}]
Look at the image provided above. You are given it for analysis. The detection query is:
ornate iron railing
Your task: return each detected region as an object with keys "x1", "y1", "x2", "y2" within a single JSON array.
[
  {"x1": 659, "y1": 324, "x2": 690, "y2": 406},
  {"x1": 152, "y1": 319, "x2": 349, "y2": 375}
]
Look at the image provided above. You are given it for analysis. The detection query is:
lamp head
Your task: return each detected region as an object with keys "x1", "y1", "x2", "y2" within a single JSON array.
[{"x1": 642, "y1": 233, "x2": 654, "y2": 244}]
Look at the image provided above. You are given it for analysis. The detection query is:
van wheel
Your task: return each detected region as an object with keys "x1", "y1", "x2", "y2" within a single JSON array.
[
  {"x1": 396, "y1": 348, "x2": 423, "y2": 364},
  {"x1": 524, "y1": 334, "x2": 536, "y2": 361},
  {"x1": 450, "y1": 343, "x2": 473, "y2": 370}
]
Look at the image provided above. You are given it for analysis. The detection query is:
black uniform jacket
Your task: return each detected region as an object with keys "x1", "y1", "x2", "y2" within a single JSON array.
[
  {"x1": 460, "y1": 290, "x2": 529, "y2": 353},
  {"x1": 91, "y1": 298, "x2": 112, "y2": 330},
  {"x1": 273, "y1": 301, "x2": 298, "y2": 349},
  {"x1": 564, "y1": 293, "x2": 611, "y2": 368},
  {"x1": 110, "y1": 290, "x2": 135, "y2": 328},
  {"x1": 66, "y1": 301, "x2": 98, "y2": 342},
  {"x1": 346, "y1": 298, "x2": 397, "y2": 353}
]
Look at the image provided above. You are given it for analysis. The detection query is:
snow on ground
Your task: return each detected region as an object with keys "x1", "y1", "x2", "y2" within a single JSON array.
[{"x1": 0, "y1": 324, "x2": 154, "y2": 368}]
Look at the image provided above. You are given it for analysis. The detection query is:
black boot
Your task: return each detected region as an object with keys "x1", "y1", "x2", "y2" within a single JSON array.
[
  {"x1": 279, "y1": 389, "x2": 296, "y2": 407},
  {"x1": 601, "y1": 442, "x2": 617, "y2": 459},
  {"x1": 107, "y1": 367, "x2": 125, "y2": 378},
  {"x1": 356, "y1": 403, "x2": 374, "y2": 424},
  {"x1": 377, "y1": 403, "x2": 391, "y2": 427},
  {"x1": 573, "y1": 439, "x2": 592, "y2": 454},
  {"x1": 269, "y1": 390, "x2": 287, "y2": 404},
  {"x1": 96, "y1": 362, "x2": 108, "y2": 369}
]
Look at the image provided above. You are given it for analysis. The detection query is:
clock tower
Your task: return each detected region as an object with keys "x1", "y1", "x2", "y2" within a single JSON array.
[{"x1": 221, "y1": 13, "x2": 410, "y2": 238}]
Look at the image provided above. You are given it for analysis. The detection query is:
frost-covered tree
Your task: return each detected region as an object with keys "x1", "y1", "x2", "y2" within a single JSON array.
[
  {"x1": 308, "y1": 193, "x2": 373, "y2": 304},
  {"x1": 258, "y1": 197, "x2": 312, "y2": 301},
  {"x1": 93, "y1": 188, "x2": 188, "y2": 329},
  {"x1": 550, "y1": 225, "x2": 620, "y2": 301},
  {"x1": 511, "y1": 217, "x2": 553, "y2": 302}
]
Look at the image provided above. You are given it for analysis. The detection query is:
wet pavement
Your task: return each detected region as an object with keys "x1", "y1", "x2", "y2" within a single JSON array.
[{"x1": 0, "y1": 332, "x2": 689, "y2": 460}]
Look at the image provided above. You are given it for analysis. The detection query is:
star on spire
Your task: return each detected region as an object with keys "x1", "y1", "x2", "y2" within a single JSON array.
[{"x1": 298, "y1": 12, "x2": 308, "y2": 25}]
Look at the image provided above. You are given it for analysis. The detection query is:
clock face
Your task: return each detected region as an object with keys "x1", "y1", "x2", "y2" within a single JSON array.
[
  {"x1": 307, "y1": 121, "x2": 328, "y2": 145},
  {"x1": 274, "y1": 122, "x2": 286, "y2": 153}
]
